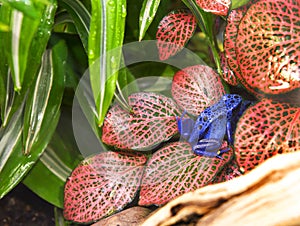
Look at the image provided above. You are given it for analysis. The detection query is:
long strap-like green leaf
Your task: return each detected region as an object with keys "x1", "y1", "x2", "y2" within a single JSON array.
[
  {"x1": 0, "y1": 1, "x2": 57, "y2": 126},
  {"x1": 23, "y1": 41, "x2": 66, "y2": 155},
  {"x1": 0, "y1": 41, "x2": 66, "y2": 199},
  {"x1": 139, "y1": 0, "x2": 161, "y2": 41},
  {"x1": 88, "y1": 0, "x2": 126, "y2": 126},
  {"x1": 9, "y1": 7, "x2": 43, "y2": 91},
  {"x1": 59, "y1": 0, "x2": 91, "y2": 54}
]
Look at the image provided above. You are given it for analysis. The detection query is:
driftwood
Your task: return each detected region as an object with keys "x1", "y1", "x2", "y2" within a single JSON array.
[
  {"x1": 92, "y1": 207, "x2": 152, "y2": 226},
  {"x1": 142, "y1": 151, "x2": 300, "y2": 226}
]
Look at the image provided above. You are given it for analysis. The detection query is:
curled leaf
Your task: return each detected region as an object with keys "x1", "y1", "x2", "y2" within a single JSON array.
[
  {"x1": 139, "y1": 142, "x2": 233, "y2": 206},
  {"x1": 171, "y1": 65, "x2": 225, "y2": 116},
  {"x1": 102, "y1": 92, "x2": 181, "y2": 151},
  {"x1": 156, "y1": 10, "x2": 196, "y2": 60},
  {"x1": 64, "y1": 152, "x2": 147, "y2": 223},
  {"x1": 236, "y1": 0, "x2": 300, "y2": 94},
  {"x1": 235, "y1": 98, "x2": 300, "y2": 173},
  {"x1": 195, "y1": 0, "x2": 230, "y2": 16}
]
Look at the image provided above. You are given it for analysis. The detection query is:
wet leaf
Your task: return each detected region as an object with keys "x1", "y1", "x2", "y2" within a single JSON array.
[
  {"x1": 195, "y1": 0, "x2": 230, "y2": 16},
  {"x1": 8, "y1": 8, "x2": 42, "y2": 91},
  {"x1": 102, "y1": 92, "x2": 181, "y2": 151},
  {"x1": 235, "y1": 99, "x2": 300, "y2": 173},
  {"x1": 139, "y1": 141, "x2": 233, "y2": 206},
  {"x1": 0, "y1": 0, "x2": 43, "y2": 19},
  {"x1": 171, "y1": 65, "x2": 225, "y2": 116},
  {"x1": 64, "y1": 152, "x2": 147, "y2": 223},
  {"x1": 156, "y1": 10, "x2": 196, "y2": 60},
  {"x1": 0, "y1": 40, "x2": 64, "y2": 199},
  {"x1": 0, "y1": 1, "x2": 57, "y2": 126},
  {"x1": 236, "y1": 0, "x2": 300, "y2": 94},
  {"x1": 23, "y1": 41, "x2": 66, "y2": 155},
  {"x1": 88, "y1": 0, "x2": 126, "y2": 126},
  {"x1": 139, "y1": 0, "x2": 161, "y2": 41}
]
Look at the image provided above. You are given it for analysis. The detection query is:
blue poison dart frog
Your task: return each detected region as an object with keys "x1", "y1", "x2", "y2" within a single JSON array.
[{"x1": 177, "y1": 94, "x2": 251, "y2": 159}]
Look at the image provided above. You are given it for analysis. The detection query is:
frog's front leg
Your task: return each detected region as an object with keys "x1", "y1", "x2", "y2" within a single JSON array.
[
  {"x1": 188, "y1": 107, "x2": 216, "y2": 145},
  {"x1": 193, "y1": 139, "x2": 223, "y2": 158},
  {"x1": 193, "y1": 113, "x2": 228, "y2": 159},
  {"x1": 193, "y1": 139, "x2": 229, "y2": 159},
  {"x1": 176, "y1": 111, "x2": 195, "y2": 140}
]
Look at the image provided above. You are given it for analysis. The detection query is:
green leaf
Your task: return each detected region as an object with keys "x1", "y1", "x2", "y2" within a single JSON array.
[
  {"x1": 88, "y1": 0, "x2": 126, "y2": 126},
  {"x1": 117, "y1": 66, "x2": 138, "y2": 100},
  {"x1": 231, "y1": 0, "x2": 251, "y2": 9},
  {"x1": 0, "y1": 0, "x2": 57, "y2": 126},
  {"x1": 53, "y1": 11, "x2": 78, "y2": 34},
  {"x1": 139, "y1": 0, "x2": 161, "y2": 41},
  {"x1": 23, "y1": 40, "x2": 66, "y2": 155},
  {"x1": 23, "y1": 132, "x2": 82, "y2": 208},
  {"x1": 0, "y1": 101, "x2": 24, "y2": 198},
  {"x1": 74, "y1": 71, "x2": 103, "y2": 142},
  {"x1": 0, "y1": 40, "x2": 65, "y2": 199},
  {"x1": 0, "y1": 0, "x2": 44, "y2": 19},
  {"x1": 0, "y1": 6, "x2": 12, "y2": 122},
  {"x1": 8, "y1": 9, "x2": 42, "y2": 90},
  {"x1": 0, "y1": 101, "x2": 24, "y2": 176},
  {"x1": 0, "y1": 106, "x2": 61, "y2": 199},
  {"x1": 23, "y1": 106, "x2": 83, "y2": 208},
  {"x1": 0, "y1": 21, "x2": 10, "y2": 31},
  {"x1": 59, "y1": 0, "x2": 91, "y2": 53}
]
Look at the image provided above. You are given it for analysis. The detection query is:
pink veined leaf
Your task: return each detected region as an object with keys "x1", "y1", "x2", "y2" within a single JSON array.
[
  {"x1": 156, "y1": 10, "x2": 196, "y2": 61},
  {"x1": 223, "y1": 2, "x2": 264, "y2": 98},
  {"x1": 235, "y1": 98, "x2": 300, "y2": 173},
  {"x1": 224, "y1": 7, "x2": 246, "y2": 83},
  {"x1": 64, "y1": 152, "x2": 147, "y2": 223},
  {"x1": 102, "y1": 92, "x2": 181, "y2": 151},
  {"x1": 211, "y1": 159, "x2": 241, "y2": 183},
  {"x1": 236, "y1": 0, "x2": 300, "y2": 95},
  {"x1": 220, "y1": 51, "x2": 239, "y2": 86},
  {"x1": 139, "y1": 141, "x2": 233, "y2": 206},
  {"x1": 224, "y1": 0, "x2": 260, "y2": 78},
  {"x1": 171, "y1": 65, "x2": 225, "y2": 116},
  {"x1": 195, "y1": 0, "x2": 230, "y2": 16}
]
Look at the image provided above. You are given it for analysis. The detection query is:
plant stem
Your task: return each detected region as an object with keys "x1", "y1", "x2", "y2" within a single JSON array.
[{"x1": 182, "y1": 0, "x2": 221, "y2": 74}]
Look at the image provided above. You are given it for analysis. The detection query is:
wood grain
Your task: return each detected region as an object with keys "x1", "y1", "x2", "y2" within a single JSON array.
[{"x1": 142, "y1": 151, "x2": 300, "y2": 226}]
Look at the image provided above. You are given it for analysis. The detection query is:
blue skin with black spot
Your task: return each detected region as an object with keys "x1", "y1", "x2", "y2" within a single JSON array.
[{"x1": 177, "y1": 94, "x2": 251, "y2": 159}]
